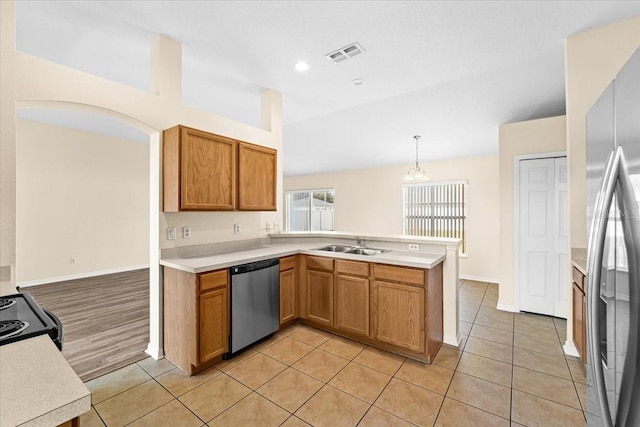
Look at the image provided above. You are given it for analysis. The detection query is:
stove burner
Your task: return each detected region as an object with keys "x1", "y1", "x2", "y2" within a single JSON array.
[
  {"x1": 0, "y1": 319, "x2": 30, "y2": 339},
  {"x1": 0, "y1": 298, "x2": 16, "y2": 311}
]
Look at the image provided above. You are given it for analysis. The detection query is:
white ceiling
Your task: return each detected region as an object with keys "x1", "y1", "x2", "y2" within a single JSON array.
[{"x1": 14, "y1": 1, "x2": 640, "y2": 175}]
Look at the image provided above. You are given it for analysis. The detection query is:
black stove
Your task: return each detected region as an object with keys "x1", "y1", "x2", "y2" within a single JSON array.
[{"x1": 0, "y1": 293, "x2": 63, "y2": 350}]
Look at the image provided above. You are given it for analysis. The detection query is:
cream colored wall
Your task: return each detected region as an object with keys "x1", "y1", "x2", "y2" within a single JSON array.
[
  {"x1": 16, "y1": 119, "x2": 149, "y2": 284},
  {"x1": 566, "y1": 16, "x2": 640, "y2": 250},
  {"x1": 284, "y1": 155, "x2": 500, "y2": 281},
  {"x1": 498, "y1": 116, "x2": 566, "y2": 311}
]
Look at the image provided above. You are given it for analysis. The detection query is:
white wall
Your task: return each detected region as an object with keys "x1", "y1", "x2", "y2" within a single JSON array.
[
  {"x1": 498, "y1": 116, "x2": 566, "y2": 312},
  {"x1": 284, "y1": 155, "x2": 500, "y2": 281},
  {"x1": 16, "y1": 119, "x2": 149, "y2": 284}
]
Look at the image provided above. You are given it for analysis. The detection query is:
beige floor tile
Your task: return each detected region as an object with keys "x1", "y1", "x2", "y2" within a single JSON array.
[
  {"x1": 319, "y1": 336, "x2": 366, "y2": 360},
  {"x1": 281, "y1": 415, "x2": 312, "y2": 426},
  {"x1": 470, "y1": 324, "x2": 513, "y2": 346},
  {"x1": 482, "y1": 296, "x2": 499, "y2": 307},
  {"x1": 553, "y1": 317, "x2": 567, "y2": 329},
  {"x1": 289, "y1": 326, "x2": 332, "y2": 347},
  {"x1": 252, "y1": 332, "x2": 287, "y2": 352},
  {"x1": 225, "y1": 352, "x2": 287, "y2": 389},
  {"x1": 460, "y1": 310, "x2": 478, "y2": 323},
  {"x1": 576, "y1": 381, "x2": 587, "y2": 411},
  {"x1": 513, "y1": 347, "x2": 571, "y2": 379},
  {"x1": 394, "y1": 359, "x2": 454, "y2": 395},
  {"x1": 94, "y1": 380, "x2": 173, "y2": 427},
  {"x1": 456, "y1": 352, "x2": 512, "y2": 387},
  {"x1": 459, "y1": 334, "x2": 468, "y2": 350},
  {"x1": 446, "y1": 372, "x2": 511, "y2": 419},
  {"x1": 464, "y1": 336, "x2": 513, "y2": 364},
  {"x1": 478, "y1": 306, "x2": 515, "y2": 322},
  {"x1": 568, "y1": 360, "x2": 587, "y2": 384},
  {"x1": 557, "y1": 328, "x2": 567, "y2": 342},
  {"x1": 295, "y1": 385, "x2": 370, "y2": 427},
  {"x1": 512, "y1": 366, "x2": 581, "y2": 409},
  {"x1": 292, "y1": 348, "x2": 349, "y2": 382},
  {"x1": 460, "y1": 295, "x2": 484, "y2": 306},
  {"x1": 257, "y1": 367, "x2": 323, "y2": 412},
  {"x1": 514, "y1": 333, "x2": 564, "y2": 358},
  {"x1": 435, "y1": 397, "x2": 510, "y2": 427},
  {"x1": 359, "y1": 406, "x2": 414, "y2": 426},
  {"x1": 209, "y1": 393, "x2": 289, "y2": 427},
  {"x1": 178, "y1": 374, "x2": 251, "y2": 422},
  {"x1": 261, "y1": 337, "x2": 314, "y2": 365},
  {"x1": 459, "y1": 321, "x2": 473, "y2": 335},
  {"x1": 514, "y1": 321, "x2": 560, "y2": 340},
  {"x1": 79, "y1": 408, "x2": 105, "y2": 427},
  {"x1": 128, "y1": 399, "x2": 202, "y2": 427},
  {"x1": 353, "y1": 346, "x2": 405, "y2": 375},
  {"x1": 461, "y1": 280, "x2": 489, "y2": 290},
  {"x1": 460, "y1": 302, "x2": 481, "y2": 313},
  {"x1": 474, "y1": 313, "x2": 514, "y2": 332},
  {"x1": 85, "y1": 364, "x2": 152, "y2": 404},
  {"x1": 215, "y1": 349, "x2": 258, "y2": 372},
  {"x1": 136, "y1": 357, "x2": 176, "y2": 378},
  {"x1": 155, "y1": 365, "x2": 221, "y2": 397},
  {"x1": 511, "y1": 390, "x2": 586, "y2": 427},
  {"x1": 515, "y1": 312, "x2": 555, "y2": 329},
  {"x1": 432, "y1": 345, "x2": 462, "y2": 371},
  {"x1": 374, "y1": 378, "x2": 443, "y2": 427},
  {"x1": 329, "y1": 362, "x2": 391, "y2": 403}
]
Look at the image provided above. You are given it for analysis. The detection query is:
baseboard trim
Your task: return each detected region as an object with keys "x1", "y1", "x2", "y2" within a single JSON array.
[
  {"x1": 443, "y1": 334, "x2": 461, "y2": 348},
  {"x1": 563, "y1": 342, "x2": 580, "y2": 357},
  {"x1": 17, "y1": 264, "x2": 150, "y2": 288},
  {"x1": 145, "y1": 343, "x2": 164, "y2": 360},
  {"x1": 496, "y1": 303, "x2": 518, "y2": 313},
  {"x1": 460, "y1": 275, "x2": 498, "y2": 284}
]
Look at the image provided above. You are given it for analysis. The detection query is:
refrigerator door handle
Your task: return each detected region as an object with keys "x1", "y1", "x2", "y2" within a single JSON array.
[
  {"x1": 614, "y1": 148, "x2": 640, "y2": 427},
  {"x1": 587, "y1": 148, "x2": 617, "y2": 427}
]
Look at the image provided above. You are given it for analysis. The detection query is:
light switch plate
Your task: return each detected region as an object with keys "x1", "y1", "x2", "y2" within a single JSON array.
[{"x1": 167, "y1": 227, "x2": 176, "y2": 240}]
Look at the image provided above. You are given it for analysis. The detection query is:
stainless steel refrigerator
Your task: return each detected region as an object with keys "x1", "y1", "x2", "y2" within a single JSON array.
[{"x1": 585, "y1": 46, "x2": 640, "y2": 426}]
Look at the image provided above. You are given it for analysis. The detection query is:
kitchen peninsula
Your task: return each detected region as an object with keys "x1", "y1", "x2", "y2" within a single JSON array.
[{"x1": 160, "y1": 232, "x2": 460, "y2": 375}]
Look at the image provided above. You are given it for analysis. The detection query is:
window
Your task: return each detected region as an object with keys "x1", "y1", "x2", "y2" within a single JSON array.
[
  {"x1": 403, "y1": 181, "x2": 467, "y2": 254},
  {"x1": 285, "y1": 189, "x2": 335, "y2": 232}
]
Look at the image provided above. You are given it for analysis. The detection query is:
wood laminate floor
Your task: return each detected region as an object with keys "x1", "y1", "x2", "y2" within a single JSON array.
[{"x1": 25, "y1": 269, "x2": 150, "y2": 382}]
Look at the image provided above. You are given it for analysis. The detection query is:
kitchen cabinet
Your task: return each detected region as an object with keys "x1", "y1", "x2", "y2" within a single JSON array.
[
  {"x1": 572, "y1": 266, "x2": 586, "y2": 363},
  {"x1": 279, "y1": 255, "x2": 297, "y2": 325},
  {"x1": 163, "y1": 125, "x2": 236, "y2": 211},
  {"x1": 335, "y1": 260, "x2": 370, "y2": 336},
  {"x1": 163, "y1": 267, "x2": 229, "y2": 375},
  {"x1": 305, "y1": 256, "x2": 334, "y2": 326},
  {"x1": 238, "y1": 142, "x2": 277, "y2": 211}
]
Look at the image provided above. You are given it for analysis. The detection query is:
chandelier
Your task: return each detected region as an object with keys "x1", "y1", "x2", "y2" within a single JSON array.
[{"x1": 404, "y1": 135, "x2": 428, "y2": 181}]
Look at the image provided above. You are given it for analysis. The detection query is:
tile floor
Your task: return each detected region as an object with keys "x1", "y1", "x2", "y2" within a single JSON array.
[{"x1": 80, "y1": 280, "x2": 587, "y2": 427}]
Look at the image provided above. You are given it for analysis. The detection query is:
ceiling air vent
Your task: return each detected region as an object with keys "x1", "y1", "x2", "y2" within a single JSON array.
[{"x1": 325, "y1": 42, "x2": 366, "y2": 64}]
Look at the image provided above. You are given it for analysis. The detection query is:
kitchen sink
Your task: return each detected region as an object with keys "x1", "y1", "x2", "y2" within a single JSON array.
[{"x1": 314, "y1": 245, "x2": 390, "y2": 256}]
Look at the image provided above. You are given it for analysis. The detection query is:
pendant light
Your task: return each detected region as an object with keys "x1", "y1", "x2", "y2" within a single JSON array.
[{"x1": 404, "y1": 135, "x2": 428, "y2": 181}]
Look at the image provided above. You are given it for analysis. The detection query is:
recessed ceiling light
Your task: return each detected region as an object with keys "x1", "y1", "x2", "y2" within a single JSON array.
[
  {"x1": 352, "y1": 78, "x2": 364, "y2": 86},
  {"x1": 294, "y1": 61, "x2": 309, "y2": 72}
]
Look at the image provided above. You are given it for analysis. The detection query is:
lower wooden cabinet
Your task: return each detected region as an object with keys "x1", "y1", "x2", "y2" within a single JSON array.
[
  {"x1": 279, "y1": 256, "x2": 297, "y2": 324},
  {"x1": 164, "y1": 267, "x2": 229, "y2": 375},
  {"x1": 573, "y1": 281, "x2": 586, "y2": 363},
  {"x1": 335, "y1": 274, "x2": 370, "y2": 336},
  {"x1": 307, "y1": 270, "x2": 334, "y2": 326},
  {"x1": 372, "y1": 280, "x2": 424, "y2": 352}
]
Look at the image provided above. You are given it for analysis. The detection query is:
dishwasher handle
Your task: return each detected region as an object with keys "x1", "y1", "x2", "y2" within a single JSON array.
[{"x1": 230, "y1": 258, "x2": 279, "y2": 275}]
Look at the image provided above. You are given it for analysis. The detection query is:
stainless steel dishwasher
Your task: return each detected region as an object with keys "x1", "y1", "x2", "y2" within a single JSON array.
[{"x1": 228, "y1": 258, "x2": 280, "y2": 356}]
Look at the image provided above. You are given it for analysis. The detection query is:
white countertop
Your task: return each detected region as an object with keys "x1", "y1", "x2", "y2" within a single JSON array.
[
  {"x1": 0, "y1": 335, "x2": 91, "y2": 427},
  {"x1": 160, "y1": 242, "x2": 446, "y2": 273}
]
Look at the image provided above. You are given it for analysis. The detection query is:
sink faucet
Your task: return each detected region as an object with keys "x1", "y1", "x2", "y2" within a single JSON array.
[{"x1": 356, "y1": 236, "x2": 364, "y2": 247}]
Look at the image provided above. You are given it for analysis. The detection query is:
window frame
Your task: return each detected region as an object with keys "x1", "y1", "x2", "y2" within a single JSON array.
[{"x1": 284, "y1": 188, "x2": 335, "y2": 232}]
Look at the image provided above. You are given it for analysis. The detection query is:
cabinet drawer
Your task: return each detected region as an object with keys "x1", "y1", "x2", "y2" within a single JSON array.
[
  {"x1": 572, "y1": 266, "x2": 585, "y2": 292},
  {"x1": 199, "y1": 269, "x2": 228, "y2": 292},
  {"x1": 336, "y1": 259, "x2": 369, "y2": 277},
  {"x1": 280, "y1": 256, "x2": 296, "y2": 272},
  {"x1": 373, "y1": 264, "x2": 424, "y2": 286},
  {"x1": 306, "y1": 256, "x2": 334, "y2": 272}
]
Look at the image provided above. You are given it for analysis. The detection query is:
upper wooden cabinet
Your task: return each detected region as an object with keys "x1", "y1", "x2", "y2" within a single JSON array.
[
  {"x1": 238, "y1": 142, "x2": 277, "y2": 211},
  {"x1": 163, "y1": 125, "x2": 277, "y2": 212}
]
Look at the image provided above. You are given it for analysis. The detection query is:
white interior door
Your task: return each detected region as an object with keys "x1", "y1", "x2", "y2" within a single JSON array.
[{"x1": 519, "y1": 156, "x2": 567, "y2": 317}]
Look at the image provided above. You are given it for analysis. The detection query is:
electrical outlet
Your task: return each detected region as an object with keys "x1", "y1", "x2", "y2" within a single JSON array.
[
  {"x1": 182, "y1": 226, "x2": 191, "y2": 239},
  {"x1": 265, "y1": 222, "x2": 272, "y2": 232},
  {"x1": 234, "y1": 223, "x2": 241, "y2": 234},
  {"x1": 70, "y1": 257, "x2": 76, "y2": 264},
  {"x1": 167, "y1": 227, "x2": 176, "y2": 240},
  {"x1": 408, "y1": 244, "x2": 420, "y2": 251}
]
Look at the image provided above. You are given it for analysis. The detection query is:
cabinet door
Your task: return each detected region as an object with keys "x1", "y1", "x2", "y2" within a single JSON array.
[
  {"x1": 373, "y1": 280, "x2": 424, "y2": 352},
  {"x1": 181, "y1": 127, "x2": 236, "y2": 210},
  {"x1": 306, "y1": 270, "x2": 334, "y2": 326},
  {"x1": 280, "y1": 269, "x2": 296, "y2": 324},
  {"x1": 199, "y1": 287, "x2": 228, "y2": 363},
  {"x1": 238, "y1": 142, "x2": 277, "y2": 211},
  {"x1": 335, "y1": 275, "x2": 369, "y2": 336},
  {"x1": 572, "y1": 283, "x2": 585, "y2": 362}
]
